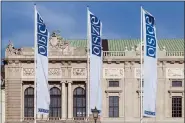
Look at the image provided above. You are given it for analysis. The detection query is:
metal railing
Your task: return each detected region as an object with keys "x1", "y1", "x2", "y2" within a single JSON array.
[
  {"x1": 6, "y1": 51, "x2": 184, "y2": 57},
  {"x1": 166, "y1": 51, "x2": 184, "y2": 56},
  {"x1": 103, "y1": 51, "x2": 125, "y2": 57},
  {"x1": 73, "y1": 117, "x2": 86, "y2": 120}
]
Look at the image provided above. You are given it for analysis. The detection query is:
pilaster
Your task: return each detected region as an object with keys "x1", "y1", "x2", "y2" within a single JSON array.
[
  {"x1": 61, "y1": 81, "x2": 66, "y2": 120},
  {"x1": 68, "y1": 81, "x2": 72, "y2": 119}
]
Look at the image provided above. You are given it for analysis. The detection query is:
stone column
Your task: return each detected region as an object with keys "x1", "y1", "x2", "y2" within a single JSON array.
[
  {"x1": 61, "y1": 81, "x2": 66, "y2": 119},
  {"x1": 68, "y1": 81, "x2": 72, "y2": 119}
]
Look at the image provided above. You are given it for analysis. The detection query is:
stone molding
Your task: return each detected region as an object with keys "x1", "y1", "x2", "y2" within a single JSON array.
[
  {"x1": 134, "y1": 68, "x2": 143, "y2": 78},
  {"x1": 166, "y1": 68, "x2": 184, "y2": 78},
  {"x1": 71, "y1": 67, "x2": 86, "y2": 78},
  {"x1": 103, "y1": 68, "x2": 124, "y2": 79},
  {"x1": 22, "y1": 68, "x2": 61, "y2": 78}
]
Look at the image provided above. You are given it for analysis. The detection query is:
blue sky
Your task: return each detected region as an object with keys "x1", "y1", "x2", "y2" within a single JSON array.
[{"x1": 1, "y1": 1, "x2": 184, "y2": 58}]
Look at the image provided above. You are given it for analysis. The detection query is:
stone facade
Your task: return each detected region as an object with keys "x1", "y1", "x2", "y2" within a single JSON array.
[{"x1": 3, "y1": 35, "x2": 184, "y2": 123}]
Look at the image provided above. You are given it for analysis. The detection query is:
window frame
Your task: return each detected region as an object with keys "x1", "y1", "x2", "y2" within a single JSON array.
[
  {"x1": 172, "y1": 96, "x2": 182, "y2": 118},
  {"x1": 24, "y1": 87, "x2": 34, "y2": 118},
  {"x1": 109, "y1": 96, "x2": 119, "y2": 117},
  {"x1": 109, "y1": 80, "x2": 119, "y2": 87},
  {"x1": 49, "y1": 87, "x2": 61, "y2": 118},
  {"x1": 73, "y1": 87, "x2": 86, "y2": 117},
  {"x1": 171, "y1": 80, "x2": 183, "y2": 87}
]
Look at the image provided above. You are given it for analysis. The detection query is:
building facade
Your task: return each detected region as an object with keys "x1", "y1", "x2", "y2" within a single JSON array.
[
  {"x1": 1, "y1": 65, "x2": 5, "y2": 123},
  {"x1": 3, "y1": 33, "x2": 184, "y2": 123}
]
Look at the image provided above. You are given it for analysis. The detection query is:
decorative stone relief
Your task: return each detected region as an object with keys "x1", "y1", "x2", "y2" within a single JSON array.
[
  {"x1": 49, "y1": 32, "x2": 86, "y2": 56},
  {"x1": 22, "y1": 68, "x2": 61, "y2": 77},
  {"x1": 71, "y1": 68, "x2": 86, "y2": 78},
  {"x1": 6, "y1": 41, "x2": 23, "y2": 56},
  {"x1": 48, "y1": 68, "x2": 60, "y2": 76},
  {"x1": 134, "y1": 68, "x2": 143, "y2": 78},
  {"x1": 166, "y1": 68, "x2": 184, "y2": 78},
  {"x1": 103, "y1": 68, "x2": 124, "y2": 78},
  {"x1": 23, "y1": 68, "x2": 34, "y2": 76},
  {"x1": 8, "y1": 67, "x2": 20, "y2": 73}
]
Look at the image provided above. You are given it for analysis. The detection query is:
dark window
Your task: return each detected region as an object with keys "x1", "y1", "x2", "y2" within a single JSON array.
[
  {"x1": 142, "y1": 45, "x2": 144, "y2": 51},
  {"x1": 73, "y1": 87, "x2": 86, "y2": 117},
  {"x1": 139, "y1": 80, "x2": 144, "y2": 87},
  {"x1": 102, "y1": 39, "x2": 108, "y2": 51},
  {"x1": 172, "y1": 96, "x2": 182, "y2": 117},
  {"x1": 172, "y1": 81, "x2": 182, "y2": 87},
  {"x1": 109, "y1": 96, "x2": 119, "y2": 117},
  {"x1": 109, "y1": 81, "x2": 119, "y2": 87},
  {"x1": 24, "y1": 87, "x2": 34, "y2": 118},
  {"x1": 49, "y1": 87, "x2": 61, "y2": 118},
  {"x1": 142, "y1": 80, "x2": 144, "y2": 87}
]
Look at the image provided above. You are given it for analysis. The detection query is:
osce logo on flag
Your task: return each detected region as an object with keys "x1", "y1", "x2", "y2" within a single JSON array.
[
  {"x1": 37, "y1": 13, "x2": 48, "y2": 57},
  {"x1": 90, "y1": 14, "x2": 102, "y2": 57},
  {"x1": 145, "y1": 14, "x2": 156, "y2": 58}
]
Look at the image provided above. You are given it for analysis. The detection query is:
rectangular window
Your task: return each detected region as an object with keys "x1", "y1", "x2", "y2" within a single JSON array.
[
  {"x1": 172, "y1": 81, "x2": 182, "y2": 87},
  {"x1": 109, "y1": 81, "x2": 119, "y2": 87},
  {"x1": 172, "y1": 96, "x2": 182, "y2": 117},
  {"x1": 109, "y1": 96, "x2": 119, "y2": 117}
]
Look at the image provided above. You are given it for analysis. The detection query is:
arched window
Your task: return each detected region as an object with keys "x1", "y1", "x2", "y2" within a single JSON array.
[
  {"x1": 73, "y1": 87, "x2": 86, "y2": 117},
  {"x1": 49, "y1": 87, "x2": 61, "y2": 118},
  {"x1": 24, "y1": 87, "x2": 34, "y2": 118}
]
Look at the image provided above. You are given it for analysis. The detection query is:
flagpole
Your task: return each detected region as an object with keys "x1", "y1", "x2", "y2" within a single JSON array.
[
  {"x1": 34, "y1": 4, "x2": 37, "y2": 123},
  {"x1": 140, "y1": 6, "x2": 143, "y2": 123},
  {"x1": 87, "y1": 6, "x2": 90, "y2": 120}
]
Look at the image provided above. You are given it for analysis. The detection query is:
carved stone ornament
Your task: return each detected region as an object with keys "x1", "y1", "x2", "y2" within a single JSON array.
[
  {"x1": 22, "y1": 68, "x2": 61, "y2": 77},
  {"x1": 50, "y1": 36, "x2": 58, "y2": 46},
  {"x1": 23, "y1": 68, "x2": 34, "y2": 76},
  {"x1": 134, "y1": 68, "x2": 143, "y2": 78},
  {"x1": 6, "y1": 41, "x2": 23, "y2": 56},
  {"x1": 72, "y1": 68, "x2": 86, "y2": 78},
  {"x1": 49, "y1": 34, "x2": 69, "y2": 50},
  {"x1": 48, "y1": 68, "x2": 60, "y2": 76},
  {"x1": 166, "y1": 68, "x2": 184, "y2": 78},
  {"x1": 103, "y1": 68, "x2": 124, "y2": 78}
]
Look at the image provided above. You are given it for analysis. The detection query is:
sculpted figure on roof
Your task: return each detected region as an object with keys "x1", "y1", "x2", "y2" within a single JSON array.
[
  {"x1": 6, "y1": 41, "x2": 23, "y2": 56},
  {"x1": 49, "y1": 31, "x2": 86, "y2": 56}
]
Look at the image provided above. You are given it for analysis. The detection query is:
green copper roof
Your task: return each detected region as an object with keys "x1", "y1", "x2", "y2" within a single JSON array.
[{"x1": 67, "y1": 39, "x2": 184, "y2": 51}]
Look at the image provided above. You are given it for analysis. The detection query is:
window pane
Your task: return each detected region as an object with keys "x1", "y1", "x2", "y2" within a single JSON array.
[
  {"x1": 114, "y1": 97, "x2": 119, "y2": 106},
  {"x1": 114, "y1": 107, "x2": 119, "y2": 117},
  {"x1": 109, "y1": 97, "x2": 114, "y2": 106},
  {"x1": 172, "y1": 96, "x2": 182, "y2": 117},
  {"x1": 172, "y1": 81, "x2": 182, "y2": 87},
  {"x1": 109, "y1": 107, "x2": 113, "y2": 117},
  {"x1": 109, "y1": 96, "x2": 119, "y2": 117},
  {"x1": 109, "y1": 81, "x2": 119, "y2": 87}
]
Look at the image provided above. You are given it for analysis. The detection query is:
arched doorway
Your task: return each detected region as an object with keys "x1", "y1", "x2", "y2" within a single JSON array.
[
  {"x1": 24, "y1": 87, "x2": 34, "y2": 118},
  {"x1": 49, "y1": 87, "x2": 61, "y2": 118},
  {"x1": 73, "y1": 87, "x2": 86, "y2": 117}
]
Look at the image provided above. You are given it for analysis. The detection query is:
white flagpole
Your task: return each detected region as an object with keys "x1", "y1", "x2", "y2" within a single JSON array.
[
  {"x1": 34, "y1": 4, "x2": 37, "y2": 123},
  {"x1": 87, "y1": 6, "x2": 90, "y2": 119},
  {"x1": 140, "y1": 6, "x2": 143, "y2": 123}
]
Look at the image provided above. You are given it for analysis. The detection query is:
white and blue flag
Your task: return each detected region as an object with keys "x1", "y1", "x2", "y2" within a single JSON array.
[
  {"x1": 35, "y1": 6, "x2": 50, "y2": 115},
  {"x1": 142, "y1": 8, "x2": 158, "y2": 117},
  {"x1": 88, "y1": 9, "x2": 103, "y2": 114}
]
